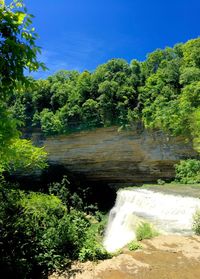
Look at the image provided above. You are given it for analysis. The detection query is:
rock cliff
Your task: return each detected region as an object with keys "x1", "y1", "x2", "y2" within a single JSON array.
[{"x1": 32, "y1": 127, "x2": 198, "y2": 184}]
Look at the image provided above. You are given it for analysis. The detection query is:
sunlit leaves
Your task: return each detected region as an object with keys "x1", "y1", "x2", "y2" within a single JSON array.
[
  {"x1": 180, "y1": 67, "x2": 200, "y2": 85},
  {"x1": 9, "y1": 139, "x2": 47, "y2": 171},
  {"x1": 0, "y1": 0, "x2": 47, "y2": 174},
  {"x1": 0, "y1": 138, "x2": 47, "y2": 173},
  {"x1": 0, "y1": 0, "x2": 46, "y2": 96},
  {"x1": 140, "y1": 37, "x2": 200, "y2": 151},
  {"x1": 6, "y1": 35, "x2": 200, "y2": 155},
  {"x1": 190, "y1": 108, "x2": 200, "y2": 152},
  {"x1": 39, "y1": 108, "x2": 63, "y2": 135},
  {"x1": 182, "y1": 38, "x2": 200, "y2": 68},
  {"x1": 0, "y1": 0, "x2": 4, "y2": 7}
]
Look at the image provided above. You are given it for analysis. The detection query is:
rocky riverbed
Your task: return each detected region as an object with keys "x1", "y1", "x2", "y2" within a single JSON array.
[{"x1": 49, "y1": 235, "x2": 200, "y2": 279}]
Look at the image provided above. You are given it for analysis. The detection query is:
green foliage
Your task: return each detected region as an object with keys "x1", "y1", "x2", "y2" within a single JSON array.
[
  {"x1": 49, "y1": 176, "x2": 71, "y2": 204},
  {"x1": 0, "y1": 176, "x2": 112, "y2": 277},
  {"x1": 140, "y1": 39, "x2": 200, "y2": 151},
  {"x1": 180, "y1": 67, "x2": 200, "y2": 85},
  {"x1": 49, "y1": 175, "x2": 86, "y2": 212},
  {"x1": 0, "y1": 182, "x2": 112, "y2": 277},
  {"x1": 78, "y1": 239, "x2": 109, "y2": 262},
  {"x1": 0, "y1": 0, "x2": 46, "y2": 98},
  {"x1": 0, "y1": 138, "x2": 47, "y2": 174},
  {"x1": 0, "y1": 185, "x2": 90, "y2": 278},
  {"x1": 157, "y1": 179, "x2": 165, "y2": 185},
  {"x1": 190, "y1": 106, "x2": 200, "y2": 153},
  {"x1": 39, "y1": 108, "x2": 63, "y2": 135},
  {"x1": 9, "y1": 37, "x2": 200, "y2": 153},
  {"x1": 78, "y1": 223, "x2": 111, "y2": 262},
  {"x1": 193, "y1": 210, "x2": 200, "y2": 235},
  {"x1": 82, "y1": 99, "x2": 101, "y2": 127},
  {"x1": 182, "y1": 38, "x2": 200, "y2": 68},
  {"x1": 136, "y1": 222, "x2": 159, "y2": 241},
  {"x1": 0, "y1": 106, "x2": 20, "y2": 172},
  {"x1": 128, "y1": 240, "x2": 142, "y2": 251},
  {"x1": 175, "y1": 159, "x2": 200, "y2": 184},
  {"x1": 0, "y1": 0, "x2": 47, "y2": 174},
  {"x1": 96, "y1": 213, "x2": 109, "y2": 235},
  {"x1": 11, "y1": 139, "x2": 47, "y2": 171}
]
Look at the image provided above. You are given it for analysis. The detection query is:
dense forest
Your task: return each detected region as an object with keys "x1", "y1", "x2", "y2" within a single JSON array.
[
  {"x1": 1, "y1": 1, "x2": 200, "y2": 279},
  {"x1": 10, "y1": 37, "x2": 200, "y2": 151}
]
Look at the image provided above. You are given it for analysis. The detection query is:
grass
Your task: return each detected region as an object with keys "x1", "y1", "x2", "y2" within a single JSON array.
[
  {"x1": 193, "y1": 210, "x2": 200, "y2": 235},
  {"x1": 136, "y1": 222, "x2": 159, "y2": 241},
  {"x1": 128, "y1": 241, "x2": 142, "y2": 251}
]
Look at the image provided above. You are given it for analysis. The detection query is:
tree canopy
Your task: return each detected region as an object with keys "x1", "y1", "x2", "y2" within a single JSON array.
[{"x1": 10, "y1": 37, "x2": 200, "y2": 151}]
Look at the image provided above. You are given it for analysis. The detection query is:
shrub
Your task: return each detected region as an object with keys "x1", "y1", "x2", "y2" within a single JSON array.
[
  {"x1": 78, "y1": 223, "x2": 111, "y2": 262},
  {"x1": 175, "y1": 159, "x2": 200, "y2": 184},
  {"x1": 78, "y1": 243, "x2": 109, "y2": 262},
  {"x1": 128, "y1": 241, "x2": 142, "y2": 251},
  {"x1": 96, "y1": 213, "x2": 108, "y2": 236},
  {"x1": 48, "y1": 176, "x2": 97, "y2": 213},
  {"x1": 49, "y1": 175, "x2": 72, "y2": 209},
  {"x1": 0, "y1": 188, "x2": 90, "y2": 278},
  {"x1": 0, "y1": 180, "x2": 111, "y2": 278},
  {"x1": 16, "y1": 193, "x2": 90, "y2": 266},
  {"x1": 193, "y1": 210, "x2": 200, "y2": 235},
  {"x1": 136, "y1": 222, "x2": 159, "y2": 241},
  {"x1": 157, "y1": 179, "x2": 165, "y2": 185}
]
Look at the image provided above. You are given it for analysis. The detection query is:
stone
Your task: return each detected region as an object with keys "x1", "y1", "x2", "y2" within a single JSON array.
[{"x1": 30, "y1": 127, "x2": 198, "y2": 184}]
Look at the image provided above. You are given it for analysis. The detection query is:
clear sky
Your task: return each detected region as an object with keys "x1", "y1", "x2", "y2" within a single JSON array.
[{"x1": 24, "y1": 0, "x2": 200, "y2": 78}]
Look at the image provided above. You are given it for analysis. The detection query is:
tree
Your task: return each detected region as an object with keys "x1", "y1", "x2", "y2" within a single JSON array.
[
  {"x1": 3, "y1": 30, "x2": 199, "y2": 154},
  {"x1": 82, "y1": 99, "x2": 100, "y2": 127},
  {"x1": 0, "y1": 0, "x2": 47, "y2": 174},
  {"x1": 98, "y1": 80, "x2": 119, "y2": 125}
]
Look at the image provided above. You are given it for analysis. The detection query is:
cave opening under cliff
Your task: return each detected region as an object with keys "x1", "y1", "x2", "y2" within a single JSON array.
[{"x1": 8, "y1": 165, "x2": 117, "y2": 212}]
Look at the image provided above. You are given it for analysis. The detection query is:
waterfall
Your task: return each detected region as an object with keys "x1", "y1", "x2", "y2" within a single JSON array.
[{"x1": 103, "y1": 188, "x2": 200, "y2": 252}]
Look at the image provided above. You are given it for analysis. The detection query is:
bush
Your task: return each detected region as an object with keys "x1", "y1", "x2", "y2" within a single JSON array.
[
  {"x1": 78, "y1": 213, "x2": 110, "y2": 262},
  {"x1": 78, "y1": 223, "x2": 111, "y2": 262},
  {"x1": 17, "y1": 193, "x2": 90, "y2": 267},
  {"x1": 157, "y1": 179, "x2": 165, "y2": 185},
  {"x1": 128, "y1": 241, "x2": 142, "y2": 251},
  {"x1": 48, "y1": 176, "x2": 97, "y2": 214},
  {"x1": 49, "y1": 175, "x2": 72, "y2": 209},
  {"x1": 0, "y1": 187, "x2": 90, "y2": 278},
  {"x1": 175, "y1": 159, "x2": 200, "y2": 184},
  {"x1": 193, "y1": 210, "x2": 200, "y2": 235},
  {"x1": 96, "y1": 213, "x2": 108, "y2": 236},
  {"x1": 79, "y1": 219, "x2": 111, "y2": 261},
  {"x1": 136, "y1": 222, "x2": 159, "y2": 241},
  {"x1": 78, "y1": 242, "x2": 109, "y2": 262},
  {"x1": 0, "y1": 180, "x2": 110, "y2": 278}
]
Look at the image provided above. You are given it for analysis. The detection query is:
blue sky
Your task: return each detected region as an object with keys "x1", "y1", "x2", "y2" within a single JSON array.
[{"x1": 24, "y1": 0, "x2": 200, "y2": 78}]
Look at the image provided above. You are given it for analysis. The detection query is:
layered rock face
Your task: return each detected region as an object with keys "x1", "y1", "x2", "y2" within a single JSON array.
[{"x1": 33, "y1": 127, "x2": 198, "y2": 184}]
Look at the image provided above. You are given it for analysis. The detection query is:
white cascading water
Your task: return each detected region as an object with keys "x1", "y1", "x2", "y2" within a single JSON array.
[{"x1": 103, "y1": 189, "x2": 200, "y2": 252}]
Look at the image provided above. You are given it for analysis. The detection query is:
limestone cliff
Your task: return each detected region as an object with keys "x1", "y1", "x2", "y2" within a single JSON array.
[{"x1": 31, "y1": 127, "x2": 198, "y2": 184}]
